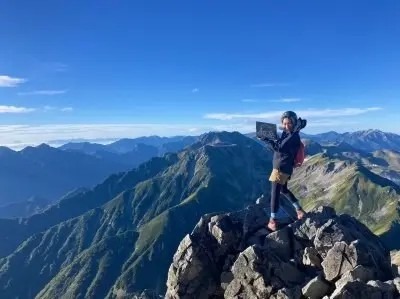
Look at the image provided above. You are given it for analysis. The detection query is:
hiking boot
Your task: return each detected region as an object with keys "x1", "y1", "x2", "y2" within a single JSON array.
[
  {"x1": 296, "y1": 209, "x2": 306, "y2": 220},
  {"x1": 267, "y1": 218, "x2": 277, "y2": 231}
]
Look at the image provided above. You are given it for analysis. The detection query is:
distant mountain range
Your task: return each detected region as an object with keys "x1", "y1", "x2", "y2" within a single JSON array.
[
  {"x1": 302, "y1": 129, "x2": 400, "y2": 152},
  {"x1": 0, "y1": 136, "x2": 199, "y2": 216},
  {"x1": 59, "y1": 135, "x2": 198, "y2": 156},
  {"x1": 0, "y1": 196, "x2": 51, "y2": 219},
  {"x1": 0, "y1": 131, "x2": 399, "y2": 298},
  {"x1": 248, "y1": 129, "x2": 400, "y2": 152},
  {"x1": 1, "y1": 129, "x2": 399, "y2": 218},
  {"x1": 0, "y1": 144, "x2": 127, "y2": 207}
]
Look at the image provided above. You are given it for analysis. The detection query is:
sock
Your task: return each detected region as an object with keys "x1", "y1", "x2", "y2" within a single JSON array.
[
  {"x1": 270, "y1": 212, "x2": 276, "y2": 219},
  {"x1": 293, "y1": 202, "x2": 301, "y2": 210}
]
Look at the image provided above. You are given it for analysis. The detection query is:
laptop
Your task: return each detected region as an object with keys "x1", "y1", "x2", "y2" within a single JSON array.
[{"x1": 256, "y1": 121, "x2": 278, "y2": 140}]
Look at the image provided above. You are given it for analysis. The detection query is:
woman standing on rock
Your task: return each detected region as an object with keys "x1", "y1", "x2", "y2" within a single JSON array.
[{"x1": 260, "y1": 111, "x2": 307, "y2": 231}]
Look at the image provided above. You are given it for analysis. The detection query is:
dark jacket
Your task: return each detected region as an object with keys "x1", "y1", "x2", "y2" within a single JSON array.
[{"x1": 266, "y1": 130, "x2": 301, "y2": 175}]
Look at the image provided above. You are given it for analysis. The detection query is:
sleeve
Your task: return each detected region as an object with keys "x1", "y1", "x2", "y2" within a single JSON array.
[
  {"x1": 263, "y1": 138, "x2": 279, "y2": 151},
  {"x1": 275, "y1": 132, "x2": 299, "y2": 153}
]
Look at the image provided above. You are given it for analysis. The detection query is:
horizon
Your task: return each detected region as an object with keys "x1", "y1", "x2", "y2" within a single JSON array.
[
  {"x1": 2, "y1": 127, "x2": 398, "y2": 151},
  {"x1": 1, "y1": 1, "x2": 399, "y2": 148}
]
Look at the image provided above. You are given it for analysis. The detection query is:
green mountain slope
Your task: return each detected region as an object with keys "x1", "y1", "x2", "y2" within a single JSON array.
[
  {"x1": 0, "y1": 153, "x2": 178, "y2": 258},
  {"x1": 290, "y1": 153, "x2": 400, "y2": 236},
  {"x1": 0, "y1": 132, "x2": 271, "y2": 298},
  {"x1": 1, "y1": 131, "x2": 400, "y2": 298}
]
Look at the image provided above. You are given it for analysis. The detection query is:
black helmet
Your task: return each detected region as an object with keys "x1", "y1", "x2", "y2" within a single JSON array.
[{"x1": 281, "y1": 111, "x2": 297, "y2": 125}]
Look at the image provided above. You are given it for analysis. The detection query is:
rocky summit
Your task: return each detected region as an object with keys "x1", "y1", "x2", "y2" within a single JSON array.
[{"x1": 166, "y1": 205, "x2": 400, "y2": 299}]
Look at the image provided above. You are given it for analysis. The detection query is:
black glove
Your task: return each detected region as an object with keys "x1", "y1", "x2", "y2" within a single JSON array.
[{"x1": 294, "y1": 118, "x2": 307, "y2": 132}]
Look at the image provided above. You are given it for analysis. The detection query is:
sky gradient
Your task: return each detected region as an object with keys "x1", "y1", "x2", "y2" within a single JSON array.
[{"x1": 1, "y1": 0, "x2": 399, "y2": 149}]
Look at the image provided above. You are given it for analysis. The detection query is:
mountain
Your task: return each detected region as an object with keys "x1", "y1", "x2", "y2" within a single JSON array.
[
  {"x1": 0, "y1": 144, "x2": 131, "y2": 205},
  {"x1": 60, "y1": 135, "x2": 199, "y2": 156},
  {"x1": 304, "y1": 130, "x2": 342, "y2": 142},
  {"x1": 58, "y1": 136, "x2": 199, "y2": 175},
  {"x1": 309, "y1": 129, "x2": 400, "y2": 152},
  {"x1": 248, "y1": 129, "x2": 400, "y2": 152},
  {"x1": 290, "y1": 151, "x2": 400, "y2": 232},
  {"x1": 370, "y1": 149, "x2": 400, "y2": 186},
  {"x1": 166, "y1": 205, "x2": 399, "y2": 298},
  {"x1": 108, "y1": 135, "x2": 198, "y2": 155},
  {"x1": 57, "y1": 141, "x2": 110, "y2": 154},
  {"x1": 0, "y1": 131, "x2": 271, "y2": 299},
  {"x1": 309, "y1": 142, "x2": 400, "y2": 187},
  {"x1": 302, "y1": 138, "x2": 324, "y2": 156},
  {"x1": 0, "y1": 196, "x2": 50, "y2": 219},
  {"x1": 0, "y1": 153, "x2": 178, "y2": 258},
  {"x1": 1, "y1": 131, "x2": 400, "y2": 298}
]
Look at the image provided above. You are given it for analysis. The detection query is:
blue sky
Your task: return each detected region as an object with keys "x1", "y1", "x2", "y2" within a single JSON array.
[{"x1": 0, "y1": 0, "x2": 399, "y2": 148}]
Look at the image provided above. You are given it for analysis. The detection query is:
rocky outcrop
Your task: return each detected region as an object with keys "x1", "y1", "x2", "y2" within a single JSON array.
[{"x1": 166, "y1": 205, "x2": 399, "y2": 298}]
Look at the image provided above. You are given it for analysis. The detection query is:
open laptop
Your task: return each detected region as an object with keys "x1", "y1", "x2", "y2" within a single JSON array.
[{"x1": 256, "y1": 121, "x2": 278, "y2": 141}]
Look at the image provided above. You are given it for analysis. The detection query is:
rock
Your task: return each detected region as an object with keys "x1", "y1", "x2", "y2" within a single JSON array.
[
  {"x1": 301, "y1": 274, "x2": 331, "y2": 298},
  {"x1": 230, "y1": 246, "x2": 262, "y2": 280},
  {"x1": 208, "y1": 214, "x2": 242, "y2": 256},
  {"x1": 273, "y1": 261, "x2": 306, "y2": 288},
  {"x1": 246, "y1": 229, "x2": 266, "y2": 247},
  {"x1": 264, "y1": 226, "x2": 293, "y2": 261},
  {"x1": 367, "y1": 280, "x2": 397, "y2": 295},
  {"x1": 303, "y1": 247, "x2": 322, "y2": 268},
  {"x1": 131, "y1": 289, "x2": 163, "y2": 299},
  {"x1": 224, "y1": 278, "x2": 242, "y2": 298},
  {"x1": 290, "y1": 206, "x2": 336, "y2": 242},
  {"x1": 393, "y1": 277, "x2": 400, "y2": 294},
  {"x1": 165, "y1": 235, "x2": 219, "y2": 299},
  {"x1": 392, "y1": 264, "x2": 400, "y2": 277},
  {"x1": 191, "y1": 212, "x2": 219, "y2": 235},
  {"x1": 291, "y1": 217, "x2": 320, "y2": 242},
  {"x1": 225, "y1": 276, "x2": 272, "y2": 299},
  {"x1": 226, "y1": 244, "x2": 306, "y2": 298},
  {"x1": 220, "y1": 271, "x2": 234, "y2": 290},
  {"x1": 321, "y1": 241, "x2": 357, "y2": 281},
  {"x1": 165, "y1": 205, "x2": 396, "y2": 299},
  {"x1": 222, "y1": 254, "x2": 236, "y2": 272},
  {"x1": 314, "y1": 219, "x2": 354, "y2": 257},
  {"x1": 330, "y1": 280, "x2": 399, "y2": 299},
  {"x1": 334, "y1": 265, "x2": 375, "y2": 290},
  {"x1": 270, "y1": 287, "x2": 302, "y2": 299}
]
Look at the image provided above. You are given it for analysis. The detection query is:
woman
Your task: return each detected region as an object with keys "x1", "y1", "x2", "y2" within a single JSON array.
[{"x1": 261, "y1": 111, "x2": 307, "y2": 231}]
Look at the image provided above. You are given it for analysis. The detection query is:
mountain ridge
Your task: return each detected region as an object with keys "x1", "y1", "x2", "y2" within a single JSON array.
[{"x1": 0, "y1": 131, "x2": 400, "y2": 298}]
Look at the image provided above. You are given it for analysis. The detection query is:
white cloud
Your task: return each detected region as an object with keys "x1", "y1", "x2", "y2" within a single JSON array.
[
  {"x1": 242, "y1": 98, "x2": 301, "y2": 103},
  {"x1": 204, "y1": 107, "x2": 383, "y2": 121},
  {"x1": 192, "y1": 88, "x2": 199, "y2": 93},
  {"x1": 250, "y1": 82, "x2": 289, "y2": 88},
  {"x1": 277, "y1": 98, "x2": 301, "y2": 103},
  {"x1": 0, "y1": 123, "x2": 210, "y2": 149},
  {"x1": 0, "y1": 75, "x2": 27, "y2": 87},
  {"x1": 0, "y1": 105, "x2": 35, "y2": 113},
  {"x1": 0, "y1": 111, "x2": 392, "y2": 150},
  {"x1": 43, "y1": 106, "x2": 73, "y2": 112},
  {"x1": 0, "y1": 105, "x2": 72, "y2": 114},
  {"x1": 18, "y1": 90, "x2": 67, "y2": 96}
]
